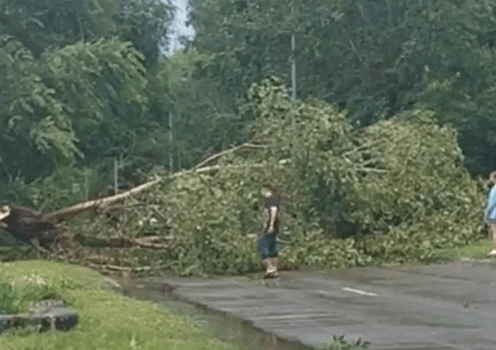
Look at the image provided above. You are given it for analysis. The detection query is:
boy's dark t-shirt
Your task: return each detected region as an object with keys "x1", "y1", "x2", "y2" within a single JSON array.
[{"x1": 260, "y1": 195, "x2": 281, "y2": 238}]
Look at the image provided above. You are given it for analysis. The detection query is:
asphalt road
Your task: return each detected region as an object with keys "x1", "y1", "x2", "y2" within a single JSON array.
[{"x1": 121, "y1": 261, "x2": 496, "y2": 350}]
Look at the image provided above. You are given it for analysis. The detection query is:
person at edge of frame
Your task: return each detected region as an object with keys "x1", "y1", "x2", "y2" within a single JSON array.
[
  {"x1": 484, "y1": 171, "x2": 496, "y2": 256},
  {"x1": 257, "y1": 184, "x2": 282, "y2": 278}
]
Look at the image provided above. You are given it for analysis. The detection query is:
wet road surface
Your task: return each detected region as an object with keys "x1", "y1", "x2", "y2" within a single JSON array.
[{"x1": 121, "y1": 261, "x2": 496, "y2": 350}]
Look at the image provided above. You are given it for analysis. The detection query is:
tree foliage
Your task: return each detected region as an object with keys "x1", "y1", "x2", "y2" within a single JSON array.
[
  {"x1": 0, "y1": 0, "x2": 118, "y2": 56},
  {"x1": 0, "y1": 36, "x2": 78, "y2": 178},
  {"x1": 76, "y1": 80, "x2": 486, "y2": 275},
  {"x1": 116, "y1": 0, "x2": 174, "y2": 69},
  {"x1": 0, "y1": 0, "x2": 175, "y2": 195},
  {"x1": 187, "y1": 0, "x2": 496, "y2": 174},
  {"x1": 0, "y1": 0, "x2": 492, "y2": 276}
]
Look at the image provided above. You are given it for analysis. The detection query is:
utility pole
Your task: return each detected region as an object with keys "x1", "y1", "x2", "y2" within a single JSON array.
[
  {"x1": 290, "y1": 1, "x2": 297, "y2": 134},
  {"x1": 291, "y1": 33, "x2": 296, "y2": 100},
  {"x1": 84, "y1": 167, "x2": 89, "y2": 201},
  {"x1": 168, "y1": 110, "x2": 173, "y2": 172},
  {"x1": 113, "y1": 158, "x2": 119, "y2": 194},
  {"x1": 291, "y1": 0, "x2": 297, "y2": 99},
  {"x1": 168, "y1": 38, "x2": 176, "y2": 173}
]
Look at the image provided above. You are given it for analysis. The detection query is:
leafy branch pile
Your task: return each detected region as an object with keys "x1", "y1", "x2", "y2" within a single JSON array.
[{"x1": 71, "y1": 79, "x2": 486, "y2": 276}]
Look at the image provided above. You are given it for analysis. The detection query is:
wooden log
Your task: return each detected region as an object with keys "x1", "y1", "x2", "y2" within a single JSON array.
[{"x1": 43, "y1": 179, "x2": 162, "y2": 223}]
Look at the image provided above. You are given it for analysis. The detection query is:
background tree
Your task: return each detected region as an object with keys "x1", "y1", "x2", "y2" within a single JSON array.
[
  {"x1": 187, "y1": 0, "x2": 496, "y2": 175},
  {"x1": 0, "y1": 0, "x2": 175, "y2": 207}
]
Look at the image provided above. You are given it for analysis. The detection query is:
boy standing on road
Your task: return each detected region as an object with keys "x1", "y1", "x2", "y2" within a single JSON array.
[
  {"x1": 257, "y1": 185, "x2": 282, "y2": 278},
  {"x1": 484, "y1": 171, "x2": 496, "y2": 256}
]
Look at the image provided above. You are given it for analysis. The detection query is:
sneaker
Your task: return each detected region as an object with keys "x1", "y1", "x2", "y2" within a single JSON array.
[
  {"x1": 264, "y1": 270, "x2": 278, "y2": 279},
  {"x1": 264, "y1": 258, "x2": 278, "y2": 279},
  {"x1": 262, "y1": 259, "x2": 278, "y2": 279},
  {"x1": 488, "y1": 249, "x2": 496, "y2": 256}
]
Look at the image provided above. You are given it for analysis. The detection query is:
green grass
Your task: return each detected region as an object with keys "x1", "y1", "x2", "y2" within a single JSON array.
[
  {"x1": 325, "y1": 337, "x2": 369, "y2": 350},
  {"x1": 432, "y1": 239, "x2": 495, "y2": 261},
  {"x1": 0, "y1": 261, "x2": 244, "y2": 350}
]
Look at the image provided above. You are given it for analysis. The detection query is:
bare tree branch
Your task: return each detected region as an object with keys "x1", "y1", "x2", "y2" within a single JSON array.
[
  {"x1": 193, "y1": 142, "x2": 265, "y2": 170},
  {"x1": 43, "y1": 179, "x2": 162, "y2": 223}
]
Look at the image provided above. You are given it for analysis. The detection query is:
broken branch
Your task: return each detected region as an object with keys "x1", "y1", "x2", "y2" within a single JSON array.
[{"x1": 194, "y1": 142, "x2": 265, "y2": 170}]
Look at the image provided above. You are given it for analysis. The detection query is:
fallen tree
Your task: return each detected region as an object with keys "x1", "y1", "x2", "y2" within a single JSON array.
[
  {"x1": 0, "y1": 79, "x2": 488, "y2": 277},
  {"x1": 75, "y1": 79, "x2": 485, "y2": 276}
]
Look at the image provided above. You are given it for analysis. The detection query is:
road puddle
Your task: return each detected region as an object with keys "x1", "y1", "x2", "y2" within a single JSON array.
[{"x1": 118, "y1": 278, "x2": 312, "y2": 350}]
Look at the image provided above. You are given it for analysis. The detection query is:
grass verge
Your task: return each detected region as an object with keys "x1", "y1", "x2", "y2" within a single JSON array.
[
  {"x1": 0, "y1": 260, "x2": 244, "y2": 350},
  {"x1": 431, "y1": 239, "x2": 494, "y2": 261}
]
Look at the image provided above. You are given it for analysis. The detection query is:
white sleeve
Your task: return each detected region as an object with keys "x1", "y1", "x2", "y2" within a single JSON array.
[
  {"x1": 268, "y1": 206, "x2": 278, "y2": 231},
  {"x1": 263, "y1": 208, "x2": 270, "y2": 228}
]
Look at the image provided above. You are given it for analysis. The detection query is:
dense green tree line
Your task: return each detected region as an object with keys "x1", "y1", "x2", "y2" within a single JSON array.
[
  {"x1": 0, "y1": 0, "x2": 175, "y2": 207},
  {"x1": 187, "y1": 0, "x2": 496, "y2": 175},
  {"x1": 1, "y1": 0, "x2": 496, "y2": 208}
]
